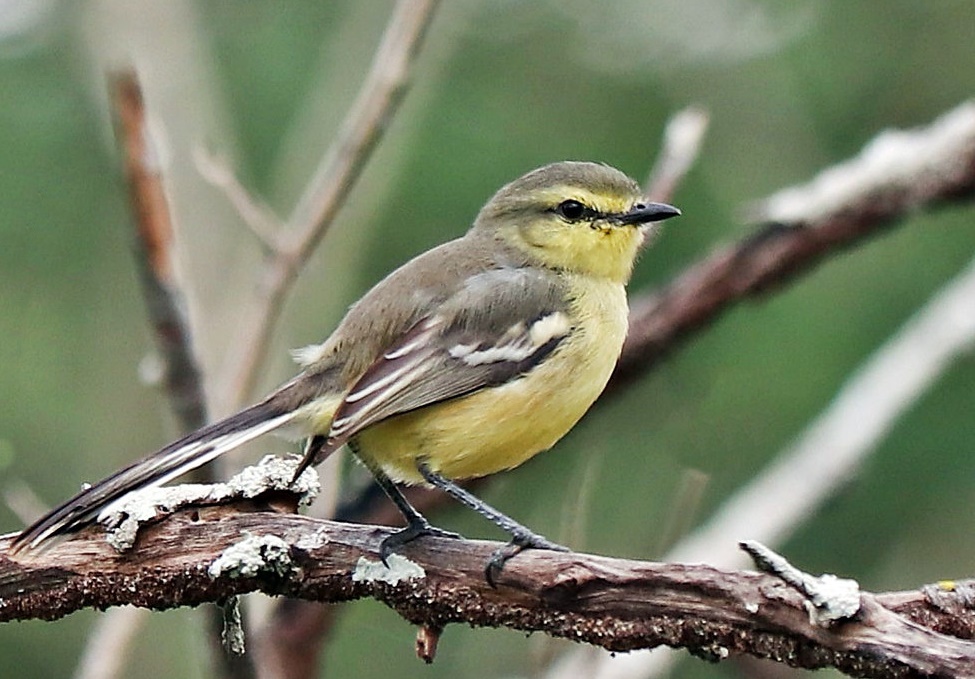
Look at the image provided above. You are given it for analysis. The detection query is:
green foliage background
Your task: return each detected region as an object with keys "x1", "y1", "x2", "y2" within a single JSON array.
[{"x1": 1, "y1": 1, "x2": 974, "y2": 677}]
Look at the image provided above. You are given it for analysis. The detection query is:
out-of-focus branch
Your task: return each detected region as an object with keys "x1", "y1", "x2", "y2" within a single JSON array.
[
  {"x1": 73, "y1": 607, "x2": 147, "y2": 679},
  {"x1": 214, "y1": 0, "x2": 442, "y2": 415},
  {"x1": 673, "y1": 250, "x2": 975, "y2": 563},
  {"x1": 614, "y1": 100, "x2": 975, "y2": 389},
  {"x1": 195, "y1": 148, "x2": 281, "y2": 252},
  {"x1": 113, "y1": 71, "x2": 208, "y2": 434},
  {"x1": 3, "y1": 507, "x2": 975, "y2": 678}
]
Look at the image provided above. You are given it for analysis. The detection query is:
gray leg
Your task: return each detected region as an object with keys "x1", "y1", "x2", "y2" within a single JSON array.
[
  {"x1": 417, "y1": 461, "x2": 568, "y2": 584},
  {"x1": 348, "y1": 441, "x2": 461, "y2": 563}
]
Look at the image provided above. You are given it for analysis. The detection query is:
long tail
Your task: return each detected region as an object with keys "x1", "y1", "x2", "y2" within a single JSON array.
[{"x1": 11, "y1": 399, "x2": 299, "y2": 553}]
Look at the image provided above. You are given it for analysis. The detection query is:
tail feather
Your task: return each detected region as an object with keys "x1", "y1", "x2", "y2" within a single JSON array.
[{"x1": 12, "y1": 401, "x2": 297, "y2": 553}]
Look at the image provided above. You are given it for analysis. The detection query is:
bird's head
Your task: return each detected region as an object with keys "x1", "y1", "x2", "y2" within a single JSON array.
[{"x1": 472, "y1": 161, "x2": 680, "y2": 283}]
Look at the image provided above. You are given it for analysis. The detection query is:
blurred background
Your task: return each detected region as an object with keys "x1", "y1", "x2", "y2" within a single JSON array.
[{"x1": 2, "y1": 1, "x2": 974, "y2": 677}]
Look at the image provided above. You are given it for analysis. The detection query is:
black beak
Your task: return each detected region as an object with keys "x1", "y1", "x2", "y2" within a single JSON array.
[{"x1": 616, "y1": 201, "x2": 681, "y2": 225}]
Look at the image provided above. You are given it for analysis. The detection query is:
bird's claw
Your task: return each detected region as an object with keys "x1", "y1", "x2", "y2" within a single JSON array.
[
  {"x1": 485, "y1": 531, "x2": 569, "y2": 587},
  {"x1": 379, "y1": 521, "x2": 463, "y2": 566}
]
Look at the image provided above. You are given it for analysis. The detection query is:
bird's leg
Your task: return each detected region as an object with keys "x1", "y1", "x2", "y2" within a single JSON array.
[
  {"x1": 416, "y1": 461, "x2": 568, "y2": 585},
  {"x1": 349, "y1": 442, "x2": 461, "y2": 564}
]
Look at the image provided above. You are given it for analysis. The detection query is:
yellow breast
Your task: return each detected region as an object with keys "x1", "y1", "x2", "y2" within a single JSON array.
[{"x1": 357, "y1": 275, "x2": 629, "y2": 484}]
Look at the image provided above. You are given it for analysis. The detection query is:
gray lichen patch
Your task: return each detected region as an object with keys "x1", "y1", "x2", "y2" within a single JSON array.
[
  {"x1": 352, "y1": 554, "x2": 426, "y2": 585},
  {"x1": 100, "y1": 455, "x2": 320, "y2": 551},
  {"x1": 208, "y1": 533, "x2": 295, "y2": 579}
]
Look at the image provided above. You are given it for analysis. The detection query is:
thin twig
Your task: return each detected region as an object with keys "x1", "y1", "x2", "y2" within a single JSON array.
[
  {"x1": 194, "y1": 147, "x2": 281, "y2": 252},
  {"x1": 73, "y1": 607, "x2": 150, "y2": 679},
  {"x1": 2, "y1": 480, "x2": 47, "y2": 527},
  {"x1": 214, "y1": 0, "x2": 441, "y2": 414}
]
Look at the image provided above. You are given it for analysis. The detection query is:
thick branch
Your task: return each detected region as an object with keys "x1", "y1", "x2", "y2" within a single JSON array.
[{"x1": 3, "y1": 505, "x2": 974, "y2": 678}]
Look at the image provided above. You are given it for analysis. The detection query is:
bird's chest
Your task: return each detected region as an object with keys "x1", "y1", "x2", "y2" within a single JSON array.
[{"x1": 358, "y1": 278, "x2": 629, "y2": 483}]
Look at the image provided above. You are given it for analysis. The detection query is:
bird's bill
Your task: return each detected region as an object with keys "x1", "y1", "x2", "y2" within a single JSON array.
[{"x1": 615, "y1": 201, "x2": 681, "y2": 225}]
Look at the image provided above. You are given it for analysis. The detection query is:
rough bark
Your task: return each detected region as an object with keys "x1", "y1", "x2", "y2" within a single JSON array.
[{"x1": 3, "y1": 501, "x2": 974, "y2": 678}]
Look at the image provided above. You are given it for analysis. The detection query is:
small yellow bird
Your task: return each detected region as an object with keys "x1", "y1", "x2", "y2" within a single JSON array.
[{"x1": 14, "y1": 161, "x2": 679, "y2": 572}]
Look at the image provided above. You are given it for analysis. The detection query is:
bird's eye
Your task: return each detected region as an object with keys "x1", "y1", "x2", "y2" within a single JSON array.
[{"x1": 554, "y1": 199, "x2": 589, "y2": 221}]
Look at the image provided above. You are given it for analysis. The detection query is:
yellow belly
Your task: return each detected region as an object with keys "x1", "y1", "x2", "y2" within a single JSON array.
[{"x1": 356, "y1": 277, "x2": 628, "y2": 484}]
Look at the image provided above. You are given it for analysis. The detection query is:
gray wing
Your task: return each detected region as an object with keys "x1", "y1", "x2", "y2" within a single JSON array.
[{"x1": 327, "y1": 266, "x2": 572, "y2": 445}]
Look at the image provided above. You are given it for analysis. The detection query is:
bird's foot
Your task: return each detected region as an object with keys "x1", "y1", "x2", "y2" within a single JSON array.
[
  {"x1": 379, "y1": 520, "x2": 463, "y2": 566},
  {"x1": 485, "y1": 530, "x2": 569, "y2": 587}
]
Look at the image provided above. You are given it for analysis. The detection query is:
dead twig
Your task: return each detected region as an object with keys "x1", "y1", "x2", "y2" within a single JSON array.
[{"x1": 643, "y1": 106, "x2": 709, "y2": 203}]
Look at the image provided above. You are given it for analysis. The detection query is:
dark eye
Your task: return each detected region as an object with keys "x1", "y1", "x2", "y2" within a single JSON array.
[{"x1": 554, "y1": 199, "x2": 589, "y2": 221}]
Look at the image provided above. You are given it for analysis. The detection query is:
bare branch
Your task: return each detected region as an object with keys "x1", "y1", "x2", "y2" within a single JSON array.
[
  {"x1": 3, "y1": 506, "x2": 975, "y2": 678},
  {"x1": 73, "y1": 607, "x2": 149, "y2": 679},
  {"x1": 215, "y1": 0, "x2": 442, "y2": 413},
  {"x1": 752, "y1": 102, "x2": 975, "y2": 225},
  {"x1": 2, "y1": 480, "x2": 47, "y2": 526},
  {"x1": 111, "y1": 70, "x2": 209, "y2": 434},
  {"x1": 614, "y1": 100, "x2": 975, "y2": 389},
  {"x1": 194, "y1": 147, "x2": 281, "y2": 252},
  {"x1": 674, "y1": 251, "x2": 975, "y2": 564}
]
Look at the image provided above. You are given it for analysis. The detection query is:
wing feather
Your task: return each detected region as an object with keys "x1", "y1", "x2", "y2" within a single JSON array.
[{"x1": 327, "y1": 267, "x2": 572, "y2": 447}]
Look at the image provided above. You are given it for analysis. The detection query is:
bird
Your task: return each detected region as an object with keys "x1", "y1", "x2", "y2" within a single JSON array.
[{"x1": 12, "y1": 161, "x2": 680, "y2": 575}]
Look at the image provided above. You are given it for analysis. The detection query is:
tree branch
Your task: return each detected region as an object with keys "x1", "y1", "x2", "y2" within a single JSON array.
[
  {"x1": 2, "y1": 504, "x2": 974, "y2": 678},
  {"x1": 112, "y1": 70, "x2": 208, "y2": 435},
  {"x1": 643, "y1": 106, "x2": 709, "y2": 203},
  {"x1": 614, "y1": 100, "x2": 975, "y2": 389}
]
